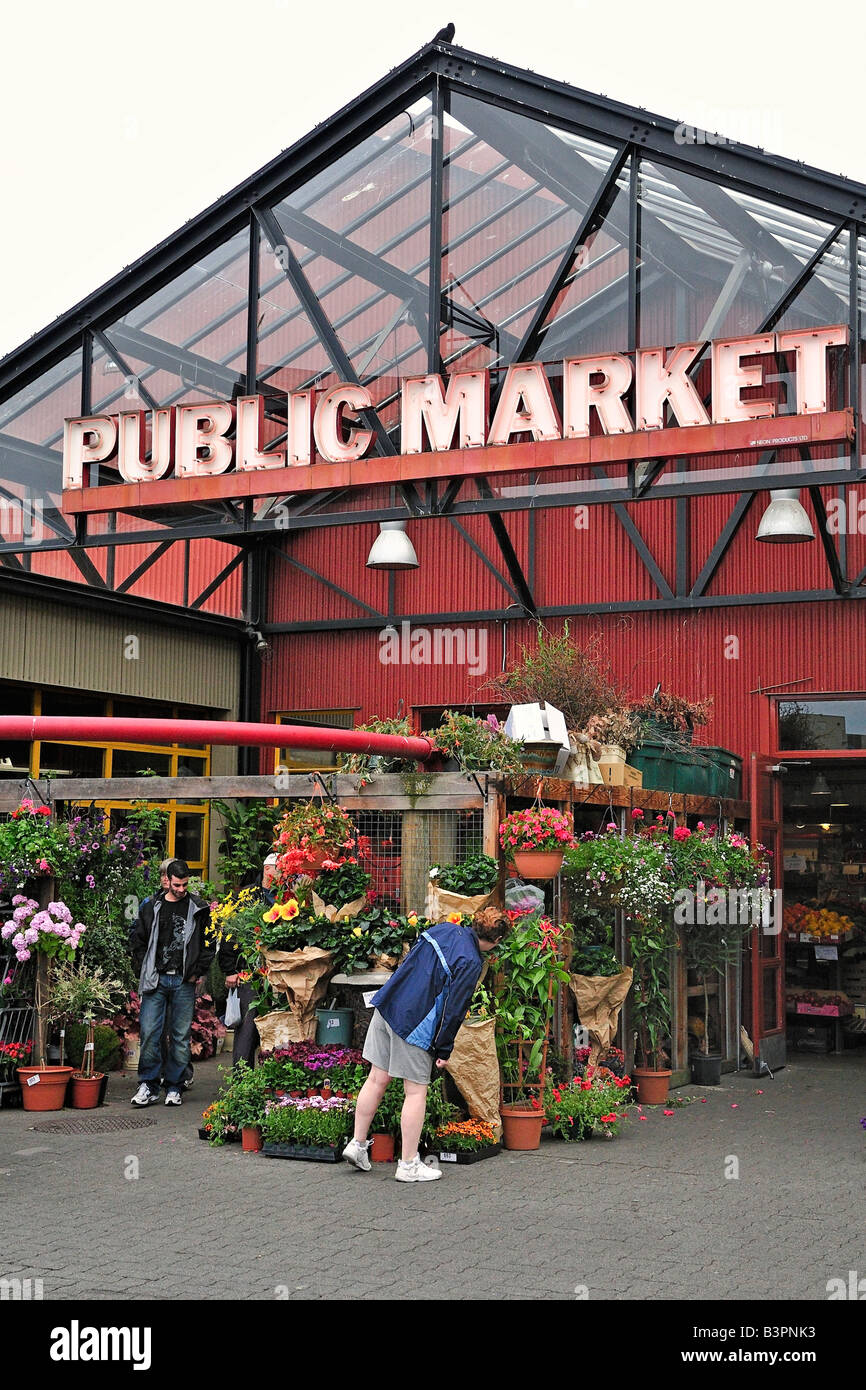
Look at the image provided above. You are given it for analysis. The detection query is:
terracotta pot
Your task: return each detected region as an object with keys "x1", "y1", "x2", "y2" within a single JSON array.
[
  {"x1": 242, "y1": 1126, "x2": 263, "y2": 1152},
  {"x1": 17, "y1": 1066, "x2": 73, "y2": 1112},
  {"x1": 500, "y1": 1103, "x2": 545, "y2": 1151},
  {"x1": 290, "y1": 1090, "x2": 302, "y2": 1097},
  {"x1": 69, "y1": 1072, "x2": 104, "y2": 1109},
  {"x1": 370, "y1": 1132, "x2": 395, "y2": 1163},
  {"x1": 633, "y1": 1068, "x2": 672, "y2": 1105},
  {"x1": 307, "y1": 1087, "x2": 319, "y2": 1098},
  {"x1": 320, "y1": 1087, "x2": 332, "y2": 1101},
  {"x1": 512, "y1": 850, "x2": 564, "y2": 881}
]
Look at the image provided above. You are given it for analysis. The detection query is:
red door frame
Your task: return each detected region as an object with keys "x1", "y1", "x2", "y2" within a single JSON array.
[{"x1": 748, "y1": 753, "x2": 785, "y2": 1073}]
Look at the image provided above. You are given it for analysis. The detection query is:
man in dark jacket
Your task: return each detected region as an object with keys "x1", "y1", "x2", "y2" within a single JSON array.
[
  {"x1": 343, "y1": 906, "x2": 511, "y2": 1183},
  {"x1": 129, "y1": 858, "x2": 214, "y2": 1107}
]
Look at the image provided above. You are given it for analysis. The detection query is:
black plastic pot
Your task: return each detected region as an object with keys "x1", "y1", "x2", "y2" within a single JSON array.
[{"x1": 690, "y1": 1052, "x2": 722, "y2": 1085}]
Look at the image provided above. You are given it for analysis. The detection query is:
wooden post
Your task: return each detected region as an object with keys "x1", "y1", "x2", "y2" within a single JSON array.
[{"x1": 400, "y1": 812, "x2": 431, "y2": 916}]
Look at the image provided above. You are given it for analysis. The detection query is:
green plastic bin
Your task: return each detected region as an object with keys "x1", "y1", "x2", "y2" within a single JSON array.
[
  {"x1": 630, "y1": 740, "x2": 741, "y2": 798},
  {"x1": 315, "y1": 1008, "x2": 355, "y2": 1046}
]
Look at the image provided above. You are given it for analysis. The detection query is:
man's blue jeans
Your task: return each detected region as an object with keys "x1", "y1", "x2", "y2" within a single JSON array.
[{"x1": 139, "y1": 975, "x2": 196, "y2": 1092}]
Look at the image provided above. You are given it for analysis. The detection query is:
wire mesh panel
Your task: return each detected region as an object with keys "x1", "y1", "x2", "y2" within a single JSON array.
[{"x1": 346, "y1": 807, "x2": 485, "y2": 914}]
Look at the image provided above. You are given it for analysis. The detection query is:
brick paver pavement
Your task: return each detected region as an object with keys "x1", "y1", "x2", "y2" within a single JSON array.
[{"x1": 1, "y1": 1051, "x2": 863, "y2": 1301}]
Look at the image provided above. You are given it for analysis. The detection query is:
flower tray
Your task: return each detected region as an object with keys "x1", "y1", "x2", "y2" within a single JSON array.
[
  {"x1": 198, "y1": 1128, "x2": 241, "y2": 1142},
  {"x1": 262, "y1": 1141, "x2": 344, "y2": 1163},
  {"x1": 436, "y1": 1143, "x2": 502, "y2": 1165},
  {"x1": 795, "y1": 1003, "x2": 852, "y2": 1017}
]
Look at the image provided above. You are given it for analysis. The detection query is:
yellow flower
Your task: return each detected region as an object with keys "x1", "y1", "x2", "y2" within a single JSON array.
[
  {"x1": 278, "y1": 899, "x2": 300, "y2": 921},
  {"x1": 351, "y1": 927, "x2": 363, "y2": 937},
  {"x1": 262, "y1": 905, "x2": 281, "y2": 923},
  {"x1": 446, "y1": 911, "x2": 462, "y2": 924},
  {"x1": 407, "y1": 912, "x2": 418, "y2": 926}
]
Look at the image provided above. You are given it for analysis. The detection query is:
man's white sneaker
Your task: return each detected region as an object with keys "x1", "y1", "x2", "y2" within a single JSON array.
[
  {"x1": 395, "y1": 1156, "x2": 442, "y2": 1182},
  {"x1": 164, "y1": 1090, "x2": 182, "y2": 1106},
  {"x1": 343, "y1": 1138, "x2": 372, "y2": 1172},
  {"x1": 130, "y1": 1084, "x2": 158, "y2": 1108}
]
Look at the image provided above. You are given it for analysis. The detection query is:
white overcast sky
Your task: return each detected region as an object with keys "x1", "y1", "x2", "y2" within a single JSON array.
[{"x1": 1, "y1": 0, "x2": 864, "y2": 361}]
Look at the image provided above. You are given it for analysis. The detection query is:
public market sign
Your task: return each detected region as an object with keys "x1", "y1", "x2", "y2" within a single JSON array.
[{"x1": 62, "y1": 326, "x2": 850, "y2": 505}]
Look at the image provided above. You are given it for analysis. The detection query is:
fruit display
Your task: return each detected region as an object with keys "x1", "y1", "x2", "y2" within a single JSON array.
[
  {"x1": 783, "y1": 903, "x2": 855, "y2": 941},
  {"x1": 785, "y1": 987, "x2": 853, "y2": 1017}
]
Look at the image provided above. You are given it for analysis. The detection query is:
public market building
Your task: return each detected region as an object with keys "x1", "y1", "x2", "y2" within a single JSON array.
[{"x1": 2, "y1": 38, "x2": 866, "y2": 1078}]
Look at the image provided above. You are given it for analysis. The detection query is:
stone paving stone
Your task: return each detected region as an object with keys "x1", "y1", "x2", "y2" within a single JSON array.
[{"x1": 1, "y1": 1050, "x2": 864, "y2": 1300}]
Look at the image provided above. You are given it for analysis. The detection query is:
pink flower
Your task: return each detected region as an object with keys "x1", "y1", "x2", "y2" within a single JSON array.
[
  {"x1": 639, "y1": 1116, "x2": 648, "y2": 1121},
  {"x1": 731, "y1": 1103, "x2": 738, "y2": 1109},
  {"x1": 663, "y1": 1109, "x2": 674, "y2": 1116},
  {"x1": 39, "y1": 859, "x2": 50, "y2": 872},
  {"x1": 631, "y1": 808, "x2": 644, "y2": 819}
]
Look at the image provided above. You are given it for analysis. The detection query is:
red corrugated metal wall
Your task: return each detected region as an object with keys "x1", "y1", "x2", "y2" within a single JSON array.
[{"x1": 260, "y1": 479, "x2": 866, "y2": 762}]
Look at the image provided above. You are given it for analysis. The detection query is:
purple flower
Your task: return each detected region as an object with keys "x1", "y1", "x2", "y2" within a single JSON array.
[{"x1": 85, "y1": 875, "x2": 96, "y2": 889}]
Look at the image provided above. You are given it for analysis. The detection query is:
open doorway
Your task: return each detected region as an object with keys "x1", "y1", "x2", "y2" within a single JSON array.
[{"x1": 782, "y1": 763, "x2": 866, "y2": 1058}]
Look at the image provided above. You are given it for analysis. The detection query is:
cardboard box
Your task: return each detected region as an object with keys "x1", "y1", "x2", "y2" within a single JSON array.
[{"x1": 597, "y1": 761, "x2": 643, "y2": 789}]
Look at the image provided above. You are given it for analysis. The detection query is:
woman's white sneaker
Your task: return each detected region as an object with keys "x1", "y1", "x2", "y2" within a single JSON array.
[
  {"x1": 343, "y1": 1138, "x2": 372, "y2": 1172},
  {"x1": 395, "y1": 1156, "x2": 442, "y2": 1182}
]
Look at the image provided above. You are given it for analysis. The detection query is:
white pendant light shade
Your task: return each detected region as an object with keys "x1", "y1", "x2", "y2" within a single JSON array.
[
  {"x1": 366, "y1": 520, "x2": 419, "y2": 571},
  {"x1": 755, "y1": 489, "x2": 815, "y2": 543}
]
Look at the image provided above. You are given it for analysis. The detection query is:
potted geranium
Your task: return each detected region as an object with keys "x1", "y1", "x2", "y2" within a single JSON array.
[
  {"x1": 499, "y1": 806, "x2": 575, "y2": 880},
  {"x1": 273, "y1": 801, "x2": 358, "y2": 880},
  {"x1": 544, "y1": 1066, "x2": 632, "y2": 1140},
  {"x1": 1, "y1": 896, "x2": 87, "y2": 1110}
]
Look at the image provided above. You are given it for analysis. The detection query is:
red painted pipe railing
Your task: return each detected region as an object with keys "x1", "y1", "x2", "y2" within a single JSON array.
[{"x1": 0, "y1": 716, "x2": 435, "y2": 761}]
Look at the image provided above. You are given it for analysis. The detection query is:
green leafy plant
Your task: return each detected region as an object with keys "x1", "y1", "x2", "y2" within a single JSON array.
[
  {"x1": 0, "y1": 801, "x2": 78, "y2": 894},
  {"x1": 432, "y1": 853, "x2": 499, "y2": 896},
  {"x1": 629, "y1": 916, "x2": 677, "y2": 1070},
  {"x1": 491, "y1": 917, "x2": 570, "y2": 1094},
  {"x1": 432, "y1": 711, "x2": 525, "y2": 775},
  {"x1": 212, "y1": 799, "x2": 279, "y2": 891},
  {"x1": 544, "y1": 1068, "x2": 632, "y2": 1140},
  {"x1": 341, "y1": 716, "x2": 415, "y2": 782},
  {"x1": 46, "y1": 962, "x2": 125, "y2": 1077},
  {"x1": 314, "y1": 860, "x2": 371, "y2": 909},
  {"x1": 218, "y1": 1059, "x2": 271, "y2": 1130},
  {"x1": 62, "y1": 1022, "x2": 122, "y2": 1074}
]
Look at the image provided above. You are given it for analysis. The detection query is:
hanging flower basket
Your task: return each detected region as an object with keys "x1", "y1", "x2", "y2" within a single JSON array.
[
  {"x1": 511, "y1": 850, "x2": 564, "y2": 881},
  {"x1": 499, "y1": 806, "x2": 574, "y2": 881}
]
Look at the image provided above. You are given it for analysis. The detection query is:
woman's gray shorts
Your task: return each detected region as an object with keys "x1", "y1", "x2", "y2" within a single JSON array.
[{"x1": 362, "y1": 1009, "x2": 433, "y2": 1085}]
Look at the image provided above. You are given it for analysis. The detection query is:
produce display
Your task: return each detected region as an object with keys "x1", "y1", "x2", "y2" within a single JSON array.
[
  {"x1": 785, "y1": 987, "x2": 854, "y2": 1017},
  {"x1": 783, "y1": 903, "x2": 855, "y2": 941}
]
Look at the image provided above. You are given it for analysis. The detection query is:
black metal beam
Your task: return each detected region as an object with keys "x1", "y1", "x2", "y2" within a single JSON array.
[
  {"x1": 589, "y1": 468, "x2": 675, "y2": 600},
  {"x1": 92, "y1": 330, "x2": 160, "y2": 413},
  {"x1": 275, "y1": 202, "x2": 428, "y2": 311},
  {"x1": 269, "y1": 543, "x2": 387, "y2": 619},
  {"x1": 255, "y1": 205, "x2": 396, "y2": 458},
  {"x1": 446, "y1": 516, "x2": 521, "y2": 605},
  {"x1": 761, "y1": 221, "x2": 847, "y2": 332},
  {"x1": 189, "y1": 550, "x2": 246, "y2": 611},
  {"x1": 690, "y1": 491, "x2": 757, "y2": 598},
  {"x1": 475, "y1": 477, "x2": 537, "y2": 615},
  {"x1": 115, "y1": 540, "x2": 175, "y2": 595},
  {"x1": 808, "y1": 485, "x2": 849, "y2": 594},
  {"x1": 511, "y1": 144, "x2": 630, "y2": 364},
  {"x1": 68, "y1": 547, "x2": 107, "y2": 589},
  {"x1": 262, "y1": 584, "x2": 866, "y2": 633}
]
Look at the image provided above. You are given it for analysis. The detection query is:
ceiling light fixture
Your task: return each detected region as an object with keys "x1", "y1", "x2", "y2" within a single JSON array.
[{"x1": 756, "y1": 489, "x2": 815, "y2": 543}]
